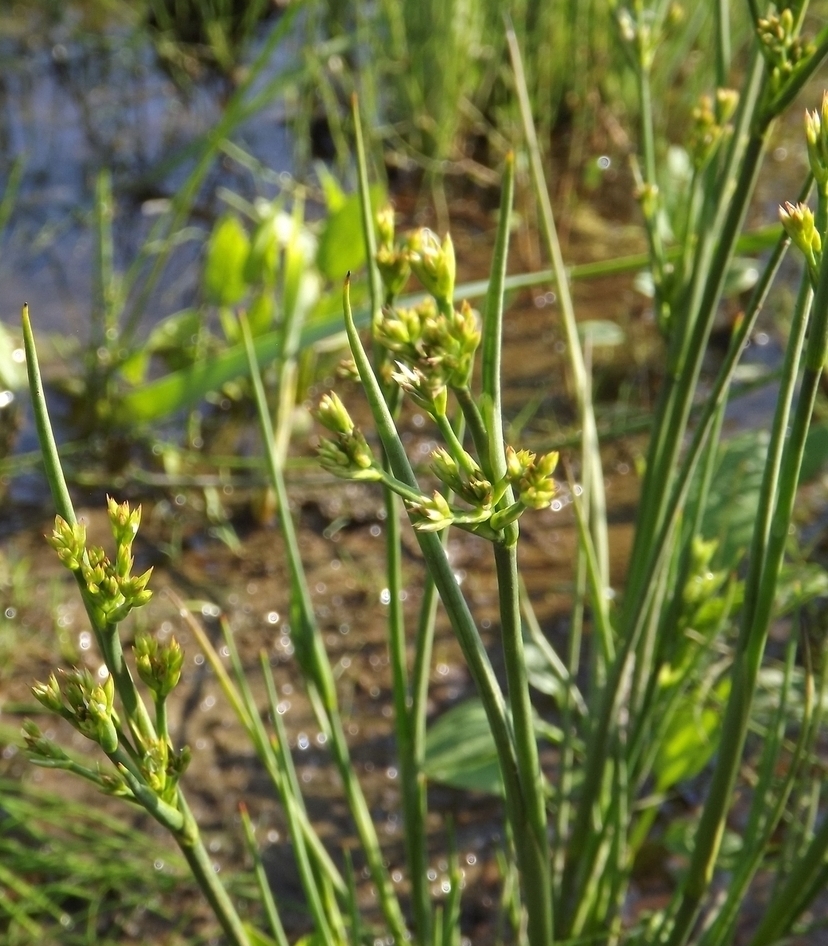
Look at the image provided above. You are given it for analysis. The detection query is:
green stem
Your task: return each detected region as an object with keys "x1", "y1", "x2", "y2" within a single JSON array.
[
  {"x1": 663, "y1": 230, "x2": 828, "y2": 946},
  {"x1": 493, "y1": 542, "x2": 553, "y2": 946},
  {"x1": 622, "y1": 54, "x2": 768, "y2": 625},
  {"x1": 241, "y1": 312, "x2": 408, "y2": 942},
  {"x1": 240, "y1": 804, "x2": 290, "y2": 946},
  {"x1": 506, "y1": 23, "x2": 609, "y2": 590},
  {"x1": 174, "y1": 802, "x2": 253, "y2": 946},
  {"x1": 342, "y1": 279, "x2": 537, "y2": 938}
]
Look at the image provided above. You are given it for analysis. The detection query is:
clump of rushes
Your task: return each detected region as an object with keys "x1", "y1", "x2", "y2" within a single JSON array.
[
  {"x1": 316, "y1": 220, "x2": 559, "y2": 541},
  {"x1": 318, "y1": 159, "x2": 555, "y2": 946},
  {"x1": 27, "y1": 499, "x2": 193, "y2": 809},
  {"x1": 21, "y1": 303, "x2": 255, "y2": 946}
]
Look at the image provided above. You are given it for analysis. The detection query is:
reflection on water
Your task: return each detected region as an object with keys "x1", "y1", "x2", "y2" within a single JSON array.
[{"x1": 0, "y1": 10, "x2": 294, "y2": 335}]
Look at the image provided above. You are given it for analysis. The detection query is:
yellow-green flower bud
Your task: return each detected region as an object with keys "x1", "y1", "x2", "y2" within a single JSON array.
[
  {"x1": 390, "y1": 361, "x2": 448, "y2": 416},
  {"x1": 805, "y1": 93, "x2": 828, "y2": 187},
  {"x1": 375, "y1": 204, "x2": 396, "y2": 249},
  {"x1": 32, "y1": 672, "x2": 65, "y2": 715},
  {"x1": 715, "y1": 88, "x2": 739, "y2": 125},
  {"x1": 505, "y1": 446, "x2": 535, "y2": 482},
  {"x1": 134, "y1": 632, "x2": 184, "y2": 699},
  {"x1": 406, "y1": 229, "x2": 455, "y2": 304},
  {"x1": 376, "y1": 245, "x2": 411, "y2": 300},
  {"x1": 779, "y1": 200, "x2": 822, "y2": 283},
  {"x1": 406, "y1": 491, "x2": 455, "y2": 532},
  {"x1": 316, "y1": 391, "x2": 355, "y2": 436},
  {"x1": 107, "y1": 496, "x2": 141, "y2": 548},
  {"x1": 22, "y1": 719, "x2": 71, "y2": 764},
  {"x1": 46, "y1": 517, "x2": 87, "y2": 572}
]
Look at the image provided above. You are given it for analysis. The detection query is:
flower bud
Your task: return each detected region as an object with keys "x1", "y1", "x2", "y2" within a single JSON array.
[
  {"x1": 376, "y1": 245, "x2": 411, "y2": 300},
  {"x1": 46, "y1": 517, "x2": 87, "y2": 572},
  {"x1": 316, "y1": 391, "x2": 355, "y2": 436},
  {"x1": 779, "y1": 200, "x2": 822, "y2": 283},
  {"x1": 375, "y1": 204, "x2": 396, "y2": 249},
  {"x1": 107, "y1": 496, "x2": 142, "y2": 548},
  {"x1": 406, "y1": 229, "x2": 455, "y2": 304},
  {"x1": 406, "y1": 491, "x2": 455, "y2": 532},
  {"x1": 134, "y1": 632, "x2": 184, "y2": 699}
]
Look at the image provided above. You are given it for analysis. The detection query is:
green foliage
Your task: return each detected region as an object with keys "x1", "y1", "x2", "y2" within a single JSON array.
[
  {"x1": 0, "y1": 777, "x2": 189, "y2": 945},
  {"x1": 14, "y1": 5, "x2": 828, "y2": 946},
  {"x1": 204, "y1": 215, "x2": 251, "y2": 307}
]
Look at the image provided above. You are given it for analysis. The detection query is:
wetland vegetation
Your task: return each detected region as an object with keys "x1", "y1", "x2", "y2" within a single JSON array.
[{"x1": 5, "y1": 1, "x2": 828, "y2": 945}]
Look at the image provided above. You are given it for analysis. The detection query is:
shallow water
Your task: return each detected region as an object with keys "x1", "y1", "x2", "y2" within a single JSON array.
[{"x1": 0, "y1": 9, "x2": 294, "y2": 336}]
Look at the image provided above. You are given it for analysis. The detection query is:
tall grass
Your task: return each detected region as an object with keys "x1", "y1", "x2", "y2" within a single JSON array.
[{"x1": 17, "y1": 4, "x2": 828, "y2": 946}]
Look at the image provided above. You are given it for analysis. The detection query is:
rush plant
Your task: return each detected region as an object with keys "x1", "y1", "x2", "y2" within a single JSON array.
[{"x1": 19, "y1": 3, "x2": 828, "y2": 946}]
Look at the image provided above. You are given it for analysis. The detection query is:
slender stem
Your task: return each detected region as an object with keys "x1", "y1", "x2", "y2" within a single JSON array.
[
  {"x1": 663, "y1": 233, "x2": 828, "y2": 946},
  {"x1": 481, "y1": 151, "x2": 515, "y2": 482},
  {"x1": 241, "y1": 312, "x2": 409, "y2": 942},
  {"x1": 23, "y1": 304, "x2": 156, "y2": 745},
  {"x1": 715, "y1": 0, "x2": 730, "y2": 88},
  {"x1": 353, "y1": 91, "x2": 431, "y2": 940},
  {"x1": 493, "y1": 542, "x2": 553, "y2": 946},
  {"x1": 342, "y1": 279, "x2": 540, "y2": 938},
  {"x1": 174, "y1": 800, "x2": 252, "y2": 946},
  {"x1": 622, "y1": 49, "x2": 768, "y2": 617},
  {"x1": 239, "y1": 804, "x2": 290, "y2": 946},
  {"x1": 506, "y1": 22, "x2": 609, "y2": 590}
]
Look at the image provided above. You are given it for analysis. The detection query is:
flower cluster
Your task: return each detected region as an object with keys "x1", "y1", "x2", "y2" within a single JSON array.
[
  {"x1": 315, "y1": 391, "x2": 382, "y2": 481},
  {"x1": 779, "y1": 200, "x2": 822, "y2": 285},
  {"x1": 47, "y1": 498, "x2": 153, "y2": 626},
  {"x1": 375, "y1": 205, "x2": 411, "y2": 302},
  {"x1": 134, "y1": 632, "x2": 184, "y2": 699},
  {"x1": 688, "y1": 89, "x2": 739, "y2": 170},
  {"x1": 757, "y1": 9, "x2": 815, "y2": 99},
  {"x1": 406, "y1": 444, "x2": 560, "y2": 536},
  {"x1": 319, "y1": 208, "x2": 564, "y2": 540},
  {"x1": 375, "y1": 297, "x2": 481, "y2": 406},
  {"x1": 32, "y1": 668, "x2": 120, "y2": 754},
  {"x1": 805, "y1": 92, "x2": 828, "y2": 189},
  {"x1": 137, "y1": 736, "x2": 191, "y2": 803}
]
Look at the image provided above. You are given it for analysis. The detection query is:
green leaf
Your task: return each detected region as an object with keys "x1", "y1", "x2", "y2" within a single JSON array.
[
  {"x1": 316, "y1": 185, "x2": 386, "y2": 283},
  {"x1": 701, "y1": 431, "x2": 767, "y2": 570},
  {"x1": 244, "y1": 926, "x2": 280, "y2": 946},
  {"x1": 244, "y1": 216, "x2": 280, "y2": 286},
  {"x1": 315, "y1": 162, "x2": 347, "y2": 213},
  {"x1": 801, "y1": 420, "x2": 828, "y2": 481},
  {"x1": 204, "y1": 215, "x2": 251, "y2": 306},
  {"x1": 247, "y1": 292, "x2": 275, "y2": 336},
  {"x1": 653, "y1": 681, "x2": 729, "y2": 792},
  {"x1": 424, "y1": 699, "x2": 504, "y2": 796},
  {"x1": 722, "y1": 257, "x2": 759, "y2": 298},
  {"x1": 577, "y1": 319, "x2": 626, "y2": 347}
]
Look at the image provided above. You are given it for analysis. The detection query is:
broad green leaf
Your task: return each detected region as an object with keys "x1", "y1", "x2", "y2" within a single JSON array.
[
  {"x1": 204, "y1": 215, "x2": 251, "y2": 306},
  {"x1": 424, "y1": 698, "x2": 504, "y2": 796},
  {"x1": 722, "y1": 257, "x2": 759, "y2": 297},
  {"x1": 577, "y1": 319, "x2": 625, "y2": 347},
  {"x1": 701, "y1": 431, "x2": 767, "y2": 570},
  {"x1": 119, "y1": 309, "x2": 203, "y2": 384},
  {"x1": 244, "y1": 216, "x2": 280, "y2": 286},
  {"x1": 653, "y1": 681, "x2": 729, "y2": 792},
  {"x1": 315, "y1": 161, "x2": 347, "y2": 213},
  {"x1": 247, "y1": 292, "x2": 275, "y2": 336},
  {"x1": 316, "y1": 184, "x2": 386, "y2": 283}
]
